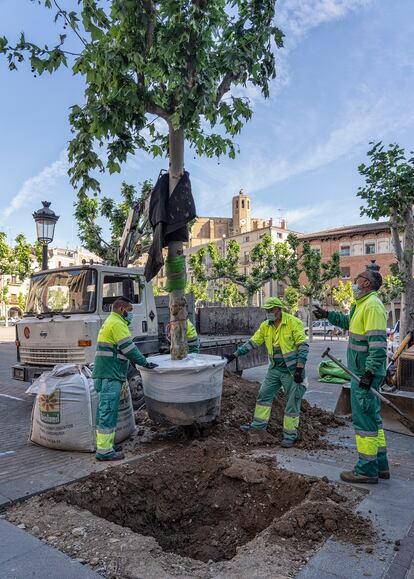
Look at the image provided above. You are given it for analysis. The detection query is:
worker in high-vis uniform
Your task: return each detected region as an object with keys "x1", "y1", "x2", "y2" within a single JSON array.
[
  {"x1": 224, "y1": 297, "x2": 309, "y2": 448},
  {"x1": 93, "y1": 296, "x2": 158, "y2": 461},
  {"x1": 314, "y1": 269, "x2": 389, "y2": 484},
  {"x1": 187, "y1": 319, "x2": 200, "y2": 353}
]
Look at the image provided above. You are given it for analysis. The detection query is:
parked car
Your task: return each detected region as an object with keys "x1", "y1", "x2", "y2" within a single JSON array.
[{"x1": 304, "y1": 320, "x2": 342, "y2": 336}]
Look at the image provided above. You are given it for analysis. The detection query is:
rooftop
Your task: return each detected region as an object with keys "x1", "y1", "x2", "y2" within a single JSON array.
[{"x1": 299, "y1": 221, "x2": 390, "y2": 241}]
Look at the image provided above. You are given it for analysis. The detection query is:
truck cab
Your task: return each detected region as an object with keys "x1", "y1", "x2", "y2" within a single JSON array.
[{"x1": 13, "y1": 264, "x2": 158, "y2": 382}]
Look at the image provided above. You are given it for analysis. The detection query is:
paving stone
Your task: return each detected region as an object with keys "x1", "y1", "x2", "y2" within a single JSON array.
[
  {"x1": 394, "y1": 550, "x2": 414, "y2": 568},
  {"x1": 384, "y1": 562, "x2": 408, "y2": 579},
  {"x1": 0, "y1": 521, "x2": 102, "y2": 578}
]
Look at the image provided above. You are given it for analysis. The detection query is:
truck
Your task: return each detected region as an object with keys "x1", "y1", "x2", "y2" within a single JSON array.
[{"x1": 12, "y1": 264, "x2": 267, "y2": 406}]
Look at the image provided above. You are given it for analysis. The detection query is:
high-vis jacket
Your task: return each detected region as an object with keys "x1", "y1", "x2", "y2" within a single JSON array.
[
  {"x1": 92, "y1": 312, "x2": 147, "y2": 381},
  {"x1": 187, "y1": 319, "x2": 200, "y2": 353},
  {"x1": 236, "y1": 313, "x2": 309, "y2": 375},
  {"x1": 328, "y1": 291, "x2": 387, "y2": 377}
]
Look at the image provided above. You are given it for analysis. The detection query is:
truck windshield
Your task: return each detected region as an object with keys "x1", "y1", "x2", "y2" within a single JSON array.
[{"x1": 25, "y1": 268, "x2": 97, "y2": 315}]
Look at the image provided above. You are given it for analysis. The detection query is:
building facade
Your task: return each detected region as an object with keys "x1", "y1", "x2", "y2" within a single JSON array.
[{"x1": 189, "y1": 189, "x2": 280, "y2": 247}]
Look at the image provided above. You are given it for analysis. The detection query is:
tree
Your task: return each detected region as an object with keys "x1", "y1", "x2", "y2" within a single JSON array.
[
  {"x1": 281, "y1": 285, "x2": 300, "y2": 315},
  {"x1": 18, "y1": 292, "x2": 26, "y2": 313},
  {"x1": 214, "y1": 281, "x2": 247, "y2": 307},
  {"x1": 190, "y1": 233, "x2": 299, "y2": 306},
  {"x1": 331, "y1": 280, "x2": 355, "y2": 314},
  {"x1": 300, "y1": 242, "x2": 341, "y2": 341},
  {"x1": 186, "y1": 280, "x2": 209, "y2": 306},
  {"x1": 358, "y1": 142, "x2": 414, "y2": 335},
  {"x1": 75, "y1": 180, "x2": 153, "y2": 264},
  {"x1": 152, "y1": 284, "x2": 167, "y2": 297},
  {"x1": 378, "y1": 271, "x2": 404, "y2": 327},
  {"x1": 0, "y1": 285, "x2": 9, "y2": 323},
  {"x1": 1, "y1": 1, "x2": 283, "y2": 359}
]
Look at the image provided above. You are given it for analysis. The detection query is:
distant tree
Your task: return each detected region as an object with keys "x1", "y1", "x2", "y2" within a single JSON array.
[
  {"x1": 186, "y1": 281, "x2": 209, "y2": 306},
  {"x1": 17, "y1": 292, "x2": 26, "y2": 313},
  {"x1": 152, "y1": 284, "x2": 167, "y2": 297},
  {"x1": 0, "y1": 0, "x2": 283, "y2": 359},
  {"x1": 378, "y1": 271, "x2": 404, "y2": 327},
  {"x1": 0, "y1": 285, "x2": 9, "y2": 323},
  {"x1": 281, "y1": 285, "x2": 300, "y2": 315},
  {"x1": 358, "y1": 142, "x2": 414, "y2": 335},
  {"x1": 76, "y1": 180, "x2": 153, "y2": 264},
  {"x1": 214, "y1": 281, "x2": 247, "y2": 307},
  {"x1": 300, "y1": 243, "x2": 341, "y2": 341},
  {"x1": 331, "y1": 280, "x2": 355, "y2": 314},
  {"x1": 190, "y1": 233, "x2": 299, "y2": 306}
]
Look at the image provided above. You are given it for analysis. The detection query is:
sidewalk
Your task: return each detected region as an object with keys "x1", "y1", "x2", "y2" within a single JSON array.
[{"x1": 0, "y1": 519, "x2": 102, "y2": 578}]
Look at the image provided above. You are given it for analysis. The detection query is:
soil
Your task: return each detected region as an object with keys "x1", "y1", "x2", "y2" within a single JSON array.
[
  {"x1": 4, "y1": 372, "x2": 372, "y2": 579},
  {"x1": 126, "y1": 371, "x2": 345, "y2": 452},
  {"x1": 5, "y1": 440, "x2": 373, "y2": 578}
]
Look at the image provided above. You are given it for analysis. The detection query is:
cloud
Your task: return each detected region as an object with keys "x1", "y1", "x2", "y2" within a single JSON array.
[{"x1": 2, "y1": 151, "x2": 69, "y2": 219}]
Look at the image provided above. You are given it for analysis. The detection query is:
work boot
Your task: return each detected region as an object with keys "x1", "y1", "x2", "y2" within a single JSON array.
[
  {"x1": 240, "y1": 424, "x2": 252, "y2": 433},
  {"x1": 280, "y1": 439, "x2": 295, "y2": 448},
  {"x1": 340, "y1": 470, "x2": 378, "y2": 484},
  {"x1": 114, "y1": 444, "x2": 123, "y2": 452},
  {"x1": 96, "y1": 451, "x2": 125, "y2": 462},
  {"x1": 379, "y1": 470, "x2": 391, "y2": 480}
]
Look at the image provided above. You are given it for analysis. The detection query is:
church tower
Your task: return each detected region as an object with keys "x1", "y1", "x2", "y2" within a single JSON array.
[{"x1": 232, "y1": 189, "x2": 251, "y2": 235}]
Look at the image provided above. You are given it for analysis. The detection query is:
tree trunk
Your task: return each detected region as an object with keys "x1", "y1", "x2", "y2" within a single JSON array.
[
  {"x1": 247, "y1": 294, "x2": 254, "y2": 306},
  {"x1": 390, "y1": 301, "x2": 396, "y2": 328},
  {"x1": 167, "y1": 126, "x2": 188, "y2": 360},
  {"x1": 393, "y1": 207, "x2": 414, "y2": 337},
  {"x1": 308, "y1": 297, "x2": 313, "y2": 342}
]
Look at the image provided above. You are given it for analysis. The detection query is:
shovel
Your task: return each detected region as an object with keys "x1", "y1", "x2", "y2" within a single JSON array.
[{"x1": 321, "y1": 347, "x2": 414, "y2": 434}]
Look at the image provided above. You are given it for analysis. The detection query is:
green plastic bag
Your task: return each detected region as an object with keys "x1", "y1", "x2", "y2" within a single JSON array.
[{"x1": 318, "y1": 360, "x2": 351, "y2": 384}]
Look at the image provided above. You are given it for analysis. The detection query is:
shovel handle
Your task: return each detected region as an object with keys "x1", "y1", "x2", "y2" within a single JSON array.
[{"x1": 322, "y1": 348, "x2": 414, "y2": 431}]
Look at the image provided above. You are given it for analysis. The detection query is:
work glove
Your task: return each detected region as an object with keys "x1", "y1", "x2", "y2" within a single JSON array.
[
  {"x1": 293, "y1": 367, "x2": 303, "y2": 384},
  {"x1": 143, "y1": 362, "x2": 159, "y2": 370},
  {"x1": 223, "y1": 353, "x2": 236, "y2": 365},
  {"x1": 359, "y1": 371, "x2": 374, "y2": 391},
  {"x1": 313, "y1": 305, "x2": 329, "y2": 320}
]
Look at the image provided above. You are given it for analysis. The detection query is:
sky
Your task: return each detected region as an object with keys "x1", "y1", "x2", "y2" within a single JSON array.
[{"x1": 1, "y1": 0, "x2": 414, "y2": 248}]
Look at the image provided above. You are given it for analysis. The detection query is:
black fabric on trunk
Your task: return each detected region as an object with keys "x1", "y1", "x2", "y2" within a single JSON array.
[{"x1": 144, "y1": 171, "x2": 196, "y2": 282}]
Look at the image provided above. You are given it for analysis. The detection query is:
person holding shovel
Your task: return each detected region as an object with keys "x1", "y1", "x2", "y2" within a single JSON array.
[
  {"x1": 314, "y1": 269, "x2": 389, "y2": 484},
  {"x1": 224, "y1": 297, "x2": 309, "y2": 447}
]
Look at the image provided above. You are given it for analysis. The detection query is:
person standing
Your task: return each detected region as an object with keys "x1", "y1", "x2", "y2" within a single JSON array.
[
  {"x1": 225, "y1": 297, "x2": 309, "y2": 447},
  {"x1": 314, "y1": 269, "x2": 389, "y2": 483},
  {"x1": 93, "y1": 296, "x2": 157, "y2": 461},
  {"x1": 187, "y1": 319, "x2": 200, "y2": 353}
]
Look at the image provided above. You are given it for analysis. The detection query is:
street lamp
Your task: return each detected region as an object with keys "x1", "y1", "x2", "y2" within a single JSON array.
[{"x1": 33, "y1": 201, "x2": 59, "y2": 270}]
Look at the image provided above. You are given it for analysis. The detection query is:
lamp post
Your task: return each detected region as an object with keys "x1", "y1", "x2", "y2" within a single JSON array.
[{"x1": 33, "y1": 201, "x2": 59, "y2": 270}]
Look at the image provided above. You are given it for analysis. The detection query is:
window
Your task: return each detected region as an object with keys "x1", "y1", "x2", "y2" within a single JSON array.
[
  {"x1": 11, "y1": 275, "x2": 17, "y2": 284},
  {"x1": 241, "y1": 200, "x2": 245, "y2": 208},
  {"x1": 311, "y1": 246, "x2": 321, "y2": 255},
  {"x1": 58, "y1": 261, "x2": 62, "y2": 268},
  {"x1": 244, "y1": 235, "x2": 250, "y2": 242},
  {"x1": 377, "y1": 240, "x2": 389, "y2": 253},
  {"x1": 341, "y1": 266, "x2": 351, "y2": 279},
  {"x1": 102, "y1": 274, "x2": 141, "y2": 311},
  {"x1": 235, "y1": 201, "x2": 238, "y2": 209},
  {"x1": 25, "y1": 268, "x2": 97, "y2": 315},
  {"x1": 365, "y1": 243, "x2": 376, "y2": 255},
  {"x1": 352, "y1": 242, "x2": 363, "y2": 256},
  {"x1": 277, "y1": 233, "x2": 283, "y2": 239},
  {"x1": 339, "y1": 245, "x2": 350, "y2": 256},
  {"x1": 247, "y1": 200, "x2": 250, "y2": 209}
]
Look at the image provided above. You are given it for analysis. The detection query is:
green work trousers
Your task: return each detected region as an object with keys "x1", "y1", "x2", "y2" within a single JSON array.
[
  {"x1": 251, "y1": 365, "x2": 306, "y2": 441},
  {"x1": 351, "y1": 375, "x2": 389, "y2": 478},
  {"x1": 94, "y1": 378, "x2": 123, "y2": 458}
]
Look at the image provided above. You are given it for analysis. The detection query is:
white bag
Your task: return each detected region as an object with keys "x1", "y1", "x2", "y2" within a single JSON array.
[
  {"x1": 29, "y1": 364, "x2": 97, "y2": 452},
  {"x1": 29, "y1": 365, "x2": 135, "y2": 451}
]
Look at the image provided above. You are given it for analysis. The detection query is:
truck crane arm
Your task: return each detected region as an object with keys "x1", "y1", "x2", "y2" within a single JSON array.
[{"x1": 117, "y1": 188, "x2": 152, "y2": 267}]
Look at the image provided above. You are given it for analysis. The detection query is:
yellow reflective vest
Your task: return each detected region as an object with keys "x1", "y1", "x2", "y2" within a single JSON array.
[{"x1": 237, "y1": 313, "x2": 309, "y2": 374}]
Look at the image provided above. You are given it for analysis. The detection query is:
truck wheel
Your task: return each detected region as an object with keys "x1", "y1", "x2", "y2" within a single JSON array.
[{"x1": 127, "y1": 366, "x2": 145, "y2": 410}]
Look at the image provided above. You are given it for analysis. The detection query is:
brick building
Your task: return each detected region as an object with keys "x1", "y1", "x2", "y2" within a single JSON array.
[{"x1": 299, "y1": 222, "x2": 396, "y2": 284}]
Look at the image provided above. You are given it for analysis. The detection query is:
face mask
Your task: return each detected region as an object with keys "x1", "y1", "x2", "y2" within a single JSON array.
[
  {"x1": 126, "y1": 312, "x2": 134, "y2": 324},
  {"x1": 266, "y1": 313, "x2": 276, "y2": 322},
  {"x1": 352, "y1": 283, "x2": 362, "y2": 297}
]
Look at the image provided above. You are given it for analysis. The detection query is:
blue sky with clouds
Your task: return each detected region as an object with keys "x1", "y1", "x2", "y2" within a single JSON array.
[{"x1": 1, "y1": 0, "x2": 414, "y2": 248}]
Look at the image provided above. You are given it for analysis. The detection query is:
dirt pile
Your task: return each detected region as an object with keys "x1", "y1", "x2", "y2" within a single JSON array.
[
  {"x1": 49, "y1": 439, "x2": 371, "y2": 565},
  {"x1": 130, "y1": 372, "x2": 345, "y2": 451},
  {"x1": 217, "y1": 372, "x2": 345, "y2": 449}
]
